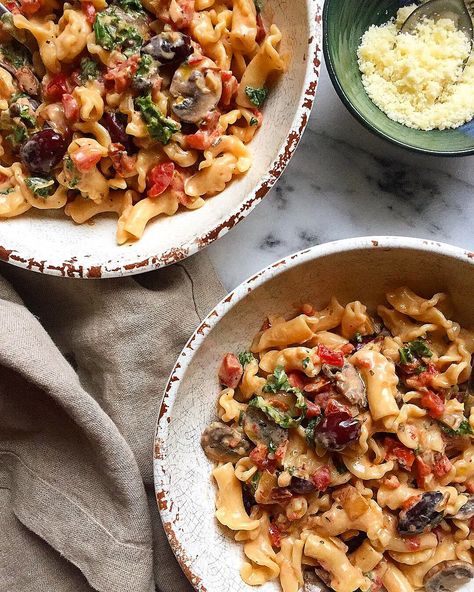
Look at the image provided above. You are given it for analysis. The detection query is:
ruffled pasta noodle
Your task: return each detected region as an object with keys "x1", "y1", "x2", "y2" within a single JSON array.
[
  {"x1": 201, "y1": 288, "x2": 474, "y2": 592},
  {"x1": 0, "y1": 0, "x2": 285, "y2": 242}
]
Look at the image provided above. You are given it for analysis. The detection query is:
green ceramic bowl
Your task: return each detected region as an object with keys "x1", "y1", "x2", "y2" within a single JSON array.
[{"x1": 323, "y1": 0, "x2": 474, "y2": 156}]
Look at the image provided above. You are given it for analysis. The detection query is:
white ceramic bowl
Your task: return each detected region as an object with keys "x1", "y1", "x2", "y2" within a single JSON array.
[
  {"x1": 154, "y1": 236, "x2": 474, "y2": 592},
  {"x1": 0, "y1": 1, "x2": 322, "y2": 279}
]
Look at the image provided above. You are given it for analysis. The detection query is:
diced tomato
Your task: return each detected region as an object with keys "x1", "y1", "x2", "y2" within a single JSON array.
[
  {"x1": 340, "y1": 343, "x2": 355, "y2": 355},
  {"x1": 18, "y1": 0, "x2": 41, "y2": 16},
  {"x1": 218, "y1": 353, "x2": 243, "y2": 388},
  {"x1": 45, "y1": 73, "x2": 69, "y2": 101},
  {"x1": 407, "y1": 363, "x2": 439, "y2": 389},
  {"x1": 250, "y1": 444, "x2": 276, "y2": 473},
  {"x1": 71, "y1": 147, "x2": 103, "y2": 172},
  {"x1": 317, "y1": 344, "x2": 344, "y2": 368},
  {"x1": 256, "y1": 12, "x2": 267, "y2": 43},
  {"x1": 220, "y1": 70, "x2": 238, "y2": 107},
  {"x1": 147, "y1": 162, "x2": 175, "y2": 198},
  {"x1": 81, "y1": 0, "x2": 96, "y2": 24},
  {"x1": 268, "y1": 522, "x2": 282, "y2": 548},
  {"x1": 384, "y1": 437, "x2": 415, "y2": 470},
  {"x1": 382, "y1": 475, "x2": 400, "y2": 490},
  {"x1": 311, "y1": 466, "x2": 331, "y2": 491},
  {"x1": 186, "y1": 110, "x2": 221, "y2": 150},
  {"x1": 62, "y1": 94, "x2": 79, "y2": 122},
  {"x1": 420, "y1": 391, "x2": 445, "y2": 419},
  {"x1": 170, "y1": 0, "x2": 194, "y2": 28},
  {"x1": 325, "y1": 398, "x2": 351, "y2": 415},
  {"x1": 405, "y1": 536, "x2": 421, "y2": 551},
  {"x1": 415, "y1": 456, "x2": 432, "y2": 477},
  {"x1": 104, "y1": 55, "x2": 139, "y2": 93},
  {"x1": 465, "y1": 480, "x2": 474, "y2": 494},
  {"x1": 188, "y1": 54, "x2": 204, "y2": 66},
  {"x1": 5, "y1": 1, "x2": 20, "y2": 13},
  {"x1": 432, "y1": 454, "x2": 452, "y2": 478},
  {"x1": 109, "y1": 143, "x2": 136, "y2": 177},
  {"x1": 287, "y1": 371, "x2": 305, "y2": 390},
  {"x1": 402, "y1": 495, "x2": 421, "y2": 511},
  {"x1": 305, "y1": 400, "x2": 321, "y2": 418}
]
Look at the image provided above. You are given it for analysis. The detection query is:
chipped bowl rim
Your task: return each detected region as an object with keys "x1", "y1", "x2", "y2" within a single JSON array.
[
  {"x1": 0, "y1": 1, "x2": 322, "y2": 279},
  {"x1": 154, "y1": 235, "x2": 474, "y2": 591}
]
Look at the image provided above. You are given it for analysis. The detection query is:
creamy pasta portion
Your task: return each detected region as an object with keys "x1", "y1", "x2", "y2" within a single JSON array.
[
  {"x1": 0, "y1": 0, "x2": 284, "y2": 243},
  {"x1": 201, "y1": 287, "x2": 474, "y2": 592}
]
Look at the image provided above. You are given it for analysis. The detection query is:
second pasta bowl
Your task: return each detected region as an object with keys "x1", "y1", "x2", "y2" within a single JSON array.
[{"x1": 155, "y1": 237, "x2": 474, "y2": 592}]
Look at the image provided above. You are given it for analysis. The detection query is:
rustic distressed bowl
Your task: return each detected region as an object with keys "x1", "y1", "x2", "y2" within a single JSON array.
[
  {"x1": 154, "y1": 236, "x2": 474, "y2": 592},
  {"x1": 324, "y1": 0, "x2": 474, "y2": 156},
  {"x1": 0, "y1": 1, "x2": 322, "y2": 279}
]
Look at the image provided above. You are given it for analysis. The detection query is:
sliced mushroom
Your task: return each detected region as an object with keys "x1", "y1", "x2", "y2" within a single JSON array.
[
  {"x1": 288, "y1": 476, "x2": 316, "y2": 495},
  {"x1": 201, "y1": 421, "x2": 251, "y2": 462},
  {"x1": 424, "y1": 560, "x2": 474, "y2": 592},
  {"x1": 398, "y1": 491, "x2": 445, "y2": 535},
  {"x1": 303, "y1": 568, "x2": 331, "y2": 591},
  {"x1": 243, "y1": 406, "x2": 287, "y2": 449},
  {"x1": 142, "y1": 31, "x2": 192, "y2": 66},
  {"x1": 322, "y1": 362, "x2": 367, "y2": 407},
  {"x1": 170, "y1": 57, "x2": 222, "y2": 123},
  {"x1": 454, "y1": 495, "x2": 474, "y2": 520},
  {"x1": 15, "y1": 66, "x2": 40, "y2": 96}
]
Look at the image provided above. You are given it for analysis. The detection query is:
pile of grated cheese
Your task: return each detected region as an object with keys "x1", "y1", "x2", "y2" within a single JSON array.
[{"x1": 357, "y1": 5, "x2": 474, "y2": 130}]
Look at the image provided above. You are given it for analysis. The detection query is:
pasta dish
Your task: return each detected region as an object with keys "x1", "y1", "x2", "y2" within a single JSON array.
[
  {"x1": 201, "y1": 287, "x2": 474, "y2": 592},
  {"x1": 0, "y1": 0, "x2": 284, "y2": 243}
]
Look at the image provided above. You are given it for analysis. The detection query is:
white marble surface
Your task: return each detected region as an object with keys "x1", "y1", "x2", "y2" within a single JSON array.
[{"x1": 208, "y1": 60, "x2": 474, "y2": 292}]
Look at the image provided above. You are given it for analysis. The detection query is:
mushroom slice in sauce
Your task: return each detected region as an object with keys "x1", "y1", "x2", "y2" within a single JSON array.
[
  {"x1": 242, "y1": 406, "x2": 287, "y2": 449},
  {"x1": 454, "y1": 494, "x2": 474, "y2": 520},
  {"x1": 397, "y1": 491, "x2": 445, "y2": 535},
  {"x1": 303, "y1": 568, "x2": 331, "y2": 591},
  {"x1": 322, "y1": 362, "x2": 367, "y2": 407},
  {"x1": 201, "y1": 421, "x2": 251, "y2": 462},
  {"x1": 424, "y1": 560, "x2": 474, "y2": 592},
  {"x1": 170, "y1": 57, "x2": 222, "y2": 123}
]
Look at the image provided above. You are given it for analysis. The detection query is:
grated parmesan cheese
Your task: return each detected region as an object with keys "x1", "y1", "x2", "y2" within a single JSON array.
[{"x1": 357, "y1": 5, "x2": 474, "y2": 131}]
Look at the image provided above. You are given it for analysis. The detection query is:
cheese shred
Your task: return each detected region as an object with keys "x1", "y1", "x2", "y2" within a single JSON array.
[{"x1": 357, "y1": 5, "x2": 474, "y2": 131}]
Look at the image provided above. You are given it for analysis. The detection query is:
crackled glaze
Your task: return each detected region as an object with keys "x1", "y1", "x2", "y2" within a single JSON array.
[{"x1": 154, "y1": 236, "x2": 474, "y2": 592}]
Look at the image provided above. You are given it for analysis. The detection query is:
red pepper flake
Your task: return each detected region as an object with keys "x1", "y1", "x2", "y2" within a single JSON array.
[
  {"x1": 311, "y1": 466, "x2": 331, "y2": 491},
  {"x1": 268, "y1": 522, "x2": 282, "y2": 548},
  {"x1": 415, "y1": 456, "x2": 432, "y2": 478},
  {"x1": 318, "y1": 344, "x2": 344, "y2": 367},
  {"x1": 81, "y1": 0, "x2": 96, "y2": 24}
]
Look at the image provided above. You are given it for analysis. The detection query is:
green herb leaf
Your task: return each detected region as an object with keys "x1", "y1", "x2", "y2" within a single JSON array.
[
  {"x1": 249, "y1": 396, "x2": 301, "y2": 429},
  {"x1": 135, "y1": 93, "x2": 180, "y2": 145},
  {"x1": 334, "y1": 456, "x2": 348, "y2": 474},
  {"x1": 17, "y1": 104, "x2": 36, "y2": 128},
  {"x1": 302, "y1": 357, "x2": 310, "y2": 370},
  {"x1": 93, "y1": 6, "x2": 144, "y2": 56},
  {"x1": 305, "y1": 416, "x2": 322, "y2": 445},
  {"x1": 238, "y1": 410, "x2": 244, "y2": 426},
  {"x1": 263, "y1": 366, "x2": 296, "y2": 394},
  {"x1": 0, "y1": 41, "x2": 29, "y2": 69},
  {"x1": 354, "y1": 332, "x2": 363, "y2": 344},
  {"x1": 399, "y1": 339, "x2": 433, "y2": 365},
  {"x1": 238, "y1": 351, "x2": 255, "y2": 367},
  {"x1": 0, "y1": 187, "x2": 14, "y2": 195},
  {"x1": 25, "y1": 176, "x2": 55, "y2": 198},
  {"x1": 80, "y1": 57, "x2": 100, "y2": 84},
  {"x1": 250, "y1": 470, "x2": 261, "y2": 492},
  {"x1": 115, "y1": 0, "x2": 145, "y2": 11},
  {"x1": 135, "y1": 54, "x2": 154, "y2": 78},
  {"x1": 63, "y1": 155, "x2": 80, "y2": 189},
  {"x1": 438, "y1": 419, "x2": 473, "y2": 437},
  {"x1": 245, "y1": 86, "x2": 268, "y2": 107},
  {"x1": 249, "y1": 116, "x2": 258, "y2": 126},
  {"x1": 268, "y1": 441, "x2": 277, "y2": 454},
  {"x1": 6, "y1": 123, "x2": 27, "y2": 148}
]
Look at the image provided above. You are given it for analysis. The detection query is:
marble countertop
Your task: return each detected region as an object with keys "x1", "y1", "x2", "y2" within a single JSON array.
[{"x1": 208, "y1": 60, "x2": 474, "y2": 292}]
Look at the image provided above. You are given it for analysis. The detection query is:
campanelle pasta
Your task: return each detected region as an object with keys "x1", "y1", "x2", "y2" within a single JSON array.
[
  {"x1": 0, "y1": 0, "x2": 285, "y2": 243},
  {"x1": 201, "y1": 288, "x2": 474, "y2": 592}
]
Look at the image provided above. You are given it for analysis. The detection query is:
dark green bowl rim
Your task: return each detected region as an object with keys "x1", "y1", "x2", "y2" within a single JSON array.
[{"x1": 322, "y1": 0, "x2": 474, "y2": 157}]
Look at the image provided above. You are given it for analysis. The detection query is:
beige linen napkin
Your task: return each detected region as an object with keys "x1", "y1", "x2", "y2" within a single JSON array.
[{"x1": 0, "y1": 253, "x2": 225, "y2": 592}]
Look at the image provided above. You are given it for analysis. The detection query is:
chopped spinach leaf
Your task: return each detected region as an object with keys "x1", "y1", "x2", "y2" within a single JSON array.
[
  {"x1": 0, "y1": 187, "x2": 14, "y2": 195},
  {"x1": 135, "y1": 93, "x2": 180, "y2": 144},
  {"x1": 305, "y1": 416, "x2": 322, "y2": 445},
  {"x1": 263, "y1": 366, "x2": 296, "y2": 394},
  {"x1": 135, "y1": 54, "x2": 154, "y2": 78},
  {"x1": 416, "y1": 364, "x2": 427, "y2": 375},
  {"x1": 249, "y1": 116, "x2": 258, "y2": 126},
  {"x1": 245, "y1": 86, "x2": 268, "y2": 107},
  {"x1": 80, "y1": 57, "x2": 100, "y2": 84},
  {"x1": 93, "y1": 6, "x2": 144, "y2": 56},
  {"x1": 302, "y1": 357, "x2": 310, "y2": 370},
  {"x1": 268, "y1": 441, "x2": 277, "y2": 454},
  {"x1": 10, "y1": 91, "x2": 28, "y2": 102},
  {"x1": 354, "y1": 332, "x2": 363, "y2": 344},
  {"x1": 25, "y1": 177, "x2": 55, "y2": 198},
  {"x1": 6, "y1": 123, "x2": 27, "y2": 148},
  {"x1": 438, "y1": 419, "x2": 473, "y2": 437},
  {"x1": 249, "y1": 396, "x2": 302, "y2": 429},
  {"x1": 63, "y1": 156, "x2": 80, "y2": 188},
  {"x1": 250, "y1": 470, "x2": 261, "y2": 492},
  {"x1": 238, "y1": 351, "x2": 255, "y2": 367},
  {"x1": 0, "y1": 41, "x2": 29, "y2": 69},
  {"x1": 115, "y1": 0, "x2": 145, "y2": 12},
  {"x1": 399, "y1": 339, "x2": 433, "y2": 365},
  {"x1": 17, "y1": 104, "x2": 36, "y2": 128}
]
